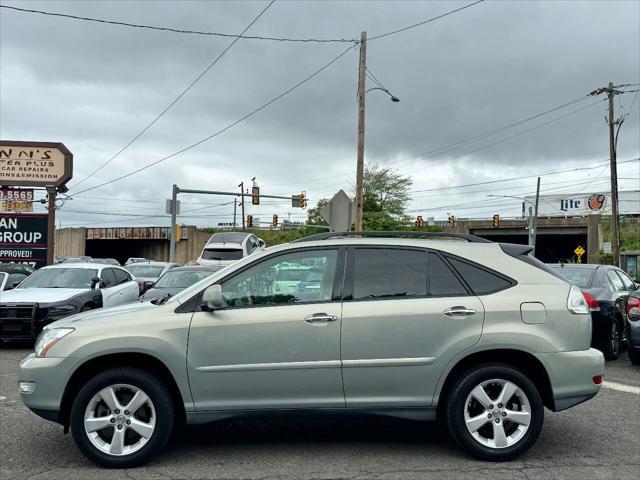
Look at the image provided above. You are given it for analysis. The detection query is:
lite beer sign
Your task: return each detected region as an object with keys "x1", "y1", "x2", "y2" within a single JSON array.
[{"x1": 0, "y1": 214, "x2": 48, "y2": 268}]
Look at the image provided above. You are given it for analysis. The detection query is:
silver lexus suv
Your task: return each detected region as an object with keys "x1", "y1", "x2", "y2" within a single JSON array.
[{"x1": 18, "y1": 232, "x2": 604, "y2": 468}]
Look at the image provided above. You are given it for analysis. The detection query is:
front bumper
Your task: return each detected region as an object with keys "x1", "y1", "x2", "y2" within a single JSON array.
[
  {"x1": 536, "y1": 348, "x2": 605, "y2": 411},
  {"x1": 18, "y1": 353, "x2": 76, "y2": 423}
]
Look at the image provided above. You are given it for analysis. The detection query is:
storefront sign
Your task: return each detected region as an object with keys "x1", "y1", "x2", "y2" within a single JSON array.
[
  {"x1": 0, "y1": 141, "x2": 73, "y2": 187},
  {"x1": 0, "y1": 213, "x2": 48, "y2": 268},
  {"x1": 0, "y1": 187, "x2": 34, "y2": 213}
]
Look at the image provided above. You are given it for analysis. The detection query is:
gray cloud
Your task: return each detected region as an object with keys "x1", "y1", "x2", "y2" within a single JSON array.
[{"x1": 1, "y1": 0, "x2": 638, "y2": 226}]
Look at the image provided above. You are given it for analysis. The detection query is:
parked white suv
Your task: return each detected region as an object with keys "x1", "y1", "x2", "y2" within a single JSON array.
[{"x1": 196, "y1": 232, "x2": 265, "y2": 267}]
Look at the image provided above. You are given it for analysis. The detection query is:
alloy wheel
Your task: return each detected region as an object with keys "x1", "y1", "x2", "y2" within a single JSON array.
[
  {"x1": 83, "y1": 383, "x2": 156, "y2": 456},
  {"x1": 611, "y1": 322, "x2": 620, "y2": 357},
  {"x1": 463, "y1": 378, "x2": 532, "y2": 449}
]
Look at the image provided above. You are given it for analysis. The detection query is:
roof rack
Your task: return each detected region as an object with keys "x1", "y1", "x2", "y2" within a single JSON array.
[{"x1": 293, "y1": 231, "x2": 492, "y2": 243}]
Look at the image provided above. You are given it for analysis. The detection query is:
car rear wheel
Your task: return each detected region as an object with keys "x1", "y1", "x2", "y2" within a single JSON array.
[
  {"x1": 444, "y1": 364, "x2": 544, "y2": 461},
  {"x1": 602, "y1": 320, "x2": 621, "y2": 360},
  {"x1": 70, "y1": 368, "x2": 174, "y2": 468}
]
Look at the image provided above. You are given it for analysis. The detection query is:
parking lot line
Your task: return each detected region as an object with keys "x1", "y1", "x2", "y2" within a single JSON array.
[{"x1": 603, "y1": 381, "x2": 640, "y2": 394}]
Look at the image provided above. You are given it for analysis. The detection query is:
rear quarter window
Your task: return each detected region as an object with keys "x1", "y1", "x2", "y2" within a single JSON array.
[{"x1": 446, "y1": 256, "x2": 515, "y2": 295}]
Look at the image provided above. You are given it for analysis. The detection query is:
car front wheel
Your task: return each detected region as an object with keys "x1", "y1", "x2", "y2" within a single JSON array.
[
  {"x1": 70, "y1": 368, "x2": 175, "y2": 468},
  {"x1": 444, "y1": 364, "x2": 544, "y2": 461}
]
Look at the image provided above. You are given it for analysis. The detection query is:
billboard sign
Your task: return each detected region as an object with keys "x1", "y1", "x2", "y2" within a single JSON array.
[
  {"x1": 0, "y1": 213, "x2": 48, "y2": 268},
  {"x1": 524, "y1": 190, "x2": 639, "y2": 217},
  {"x1": 0, "y1": 141, "x2": 73, "y2": 187},
  {"x1": 0, "y1": 187, "x2": 34, "y2": 213}
]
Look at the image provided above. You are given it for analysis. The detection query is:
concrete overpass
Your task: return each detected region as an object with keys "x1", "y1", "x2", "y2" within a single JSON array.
[{"x1": 449, "y1": 215, "x2": 603, "y2": 263}]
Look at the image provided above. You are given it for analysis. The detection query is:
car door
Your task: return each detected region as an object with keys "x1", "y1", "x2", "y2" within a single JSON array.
[
  {"x1": 607, "y1": 270, "x2": 629, "y2": 319},
  {"x1": 187, "y1": 247, "x2": 345, "y2": 411},
  {"x1": 113, "y1": 268, "x2": 139, "y2": 304},
  {"x1": 615, "y1": 270, "x2": 636, "y2": 321},
  {"x1": 340, "y1": 247, "x2": 485, "y2": 408},
  {"x1": 99, "y1": 268, "x2": 120, "y2": 307}
]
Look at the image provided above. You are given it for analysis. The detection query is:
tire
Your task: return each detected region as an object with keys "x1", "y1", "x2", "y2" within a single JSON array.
[
  {"x1": 70, "y1": 367, "x2": 175, "y2": 468},
  {"x1": 628, "y1": 347, "x2": 640, "y2": 365},
  {"x1": 601, "y1": 320, "x2": 621, "y2": 360},
  {"x1": 444, "y1": 363, "x2": 544, "y2": 461}
]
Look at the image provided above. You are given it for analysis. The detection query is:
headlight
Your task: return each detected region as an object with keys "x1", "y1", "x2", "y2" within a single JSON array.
[
  {"x1": 47, "y1": 305, "x2": 77, "y2": 316},
  {"x1": 34, "y1": 328, "x2": 74, "y2": 358}
]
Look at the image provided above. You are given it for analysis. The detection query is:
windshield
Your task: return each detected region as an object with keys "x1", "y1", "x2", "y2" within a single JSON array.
[
  {"x1": 126, "y1": 265, "x2": 165, "y2": 278},
  {"x1": 549, "y1": 266, "x2": 595, "y2": 288},
  {"x1": 201, "y1": 248, "x2": 243, "y2": 261},
  {"x1": 155, "y1": 269, "x2": 219, "y2": 288},
  {"x1": 207, "y1": 232, "x2": 247, "y2": 244},
  {"x1": 0, "y1": 272, "x2": 7, "y2": 286},
  {"x1": 17, "y1": 268, "x2": 98, "y2": 289}
]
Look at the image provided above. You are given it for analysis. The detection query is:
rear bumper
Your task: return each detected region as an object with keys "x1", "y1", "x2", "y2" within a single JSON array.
[{"x1": 536, "y1": 348, "x2": 604, "y2": 412}]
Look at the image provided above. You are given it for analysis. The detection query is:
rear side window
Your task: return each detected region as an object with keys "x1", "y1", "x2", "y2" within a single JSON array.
[
  {"x1": 446, "y1": 257, "x2": 514, "y2": 295},
  {"x1": 428, "y1": 253, "x2": 467, "y2": 296},
  {"x1": 353, "y1": 248, "x2": 427, "y2": 299}
]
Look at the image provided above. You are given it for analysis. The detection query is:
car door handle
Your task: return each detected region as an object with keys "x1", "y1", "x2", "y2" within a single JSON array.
[
  {"x1": 443, "y1": 306, "x2": 477, "y2": 317},
  {"x1": 304, "y1": 313, "x2": 338, "y2": 324}
]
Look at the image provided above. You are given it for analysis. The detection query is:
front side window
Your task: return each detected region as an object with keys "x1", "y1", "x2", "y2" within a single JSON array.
[
  {"x1": 113, "y1": 269, "x2": 131, "y2": 284},
  {"x1": 100, "y1": 269, "x2": 117, "y2": 288},
  {"x1": 17, "y1": 268, "x2": 98, "y2": 289},
  {"x1": 7, "y1": 272, "x2": 28, "y2": 286},
  {"x1": 353, "y1": 248, "x2": 427, "y2": 300},
  {"x1": 615, "y1": 270, "x2": 635, "y2": 291},
  {"x1": 221, "y1": 249, "x2": 338, "y2": 307}
]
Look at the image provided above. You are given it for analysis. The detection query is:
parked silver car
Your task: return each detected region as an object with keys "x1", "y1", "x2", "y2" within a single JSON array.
[{"x1": 18, "y1": 232, "x2": 604, "y2": 468}]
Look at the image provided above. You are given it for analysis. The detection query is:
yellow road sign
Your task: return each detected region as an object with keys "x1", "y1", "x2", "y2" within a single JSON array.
[{"x1": 574, "y1": 246, "x2": 585, "y2": 256}]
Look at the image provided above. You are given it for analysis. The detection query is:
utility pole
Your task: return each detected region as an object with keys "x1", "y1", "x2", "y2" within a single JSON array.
[
  {"x1": 239, "y1": 181, "x2": 245, "y2": 231},
  {"x1": 527, "y1": 206, "x2": 533, "y2": 248},
  {"x1": 169, "y1": 184, "x2": 178, "y2": 263},
  {"x1": 354, "y1": 31, "x2": 367, "y2": 232},
  {"x1": 233, "y1": 200, "x2": 237, "y2": 228},
  {"x1": 607, "y1": 83, "x2": 621, "y2": 266},
  {"x1": 590, "y1": 82, "x2": 625, "y2": 266},
  {"x1": 532, "y1": 177, "x2": 540, "y2": 257},
  {"x1": 46, "y1": 187, "x2": 57, "y2": 265}
]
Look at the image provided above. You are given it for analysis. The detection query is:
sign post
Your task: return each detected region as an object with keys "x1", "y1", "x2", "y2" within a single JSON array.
[{"x1": 0, "y1": 141, "x2": 73, "y2": 266}]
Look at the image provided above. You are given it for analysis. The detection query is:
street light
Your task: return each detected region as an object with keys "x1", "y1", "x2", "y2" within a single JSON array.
[{"x1": 354, "y1": 31, "x2": 400, "y2": 231}]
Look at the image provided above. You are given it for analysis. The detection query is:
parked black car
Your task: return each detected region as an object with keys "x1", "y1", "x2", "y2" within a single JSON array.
[
  {"x1": 549, "y1": 264, "x2": 638, "y2": 360},
  {"x1": 626, "y1": 290, "x2": 640, "y2": 365}
]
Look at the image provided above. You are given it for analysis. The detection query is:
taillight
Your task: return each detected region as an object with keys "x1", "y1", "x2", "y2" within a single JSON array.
[
  {"x1": 567, "y1": 285, "x2": 589, "y2": 314},
  {"x1": 582, "y1": 292, "x2": 600, "y2": 311},
  {"x1": 628, "y1": 295, "x2": 640, "y2": 313}
]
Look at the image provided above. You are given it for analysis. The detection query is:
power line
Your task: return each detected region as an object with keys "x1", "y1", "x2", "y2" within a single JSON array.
[
  {"x1": 70, "y1": 0, "x2": 276, "y2": 190},
  {"x1": 262, "y1": 94, "x2": 594, "y2": 189},
  {"x1": 409, "y1": 158, "x2": 639, "y2": 195},
  {"x1": 0, "y1": 3, "x2": 357, "y2": 44},
  {"x1": 71, "y1": 44, "x2": 355, "y2": 196},
  {"x1": 368, "y1": 0, "x2": 486, "y2": 41}
]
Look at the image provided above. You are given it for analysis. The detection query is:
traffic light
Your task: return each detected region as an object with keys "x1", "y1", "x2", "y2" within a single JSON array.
[
  {"x1": 299, "y1": 191, "x2": 306, "y2": 209},
  {"x1": 175, "y1": 224, "x2": 181, "y2": 242},
  {"x1": 252, "y1": 186, "x2": 260, "y2": 205},
  {"x1": 272, "y1": 214, "x2": 278, "y2": 227},
  {"x1": 415, "y1": 215, "x2": 424, "y2": 227},
  {"x1": 448, "y1": 215, "x2": 456, "y2": 227},
  {"x1": 247, "y1": 215, "x2": 253, "y2": 228},
  {"x1": 492, "y1": 214, "x2": 500, "y2": 227}
]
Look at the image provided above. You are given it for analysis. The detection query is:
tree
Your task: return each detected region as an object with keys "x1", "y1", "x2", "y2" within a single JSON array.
[
  {"x1": 361, "y1": 165, "x2": 412, "y2": 230},
  {"x1": 306, "y1": 198, "x2": 329, "y2": 226}
]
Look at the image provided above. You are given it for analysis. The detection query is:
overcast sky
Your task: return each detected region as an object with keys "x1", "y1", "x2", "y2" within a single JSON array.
[{"x1": 1, "y1": 0, "x2": 639, "y2": 227}]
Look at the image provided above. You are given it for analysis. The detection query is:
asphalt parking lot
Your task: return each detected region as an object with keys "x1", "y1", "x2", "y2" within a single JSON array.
[{"x1": 1, "y1": 344, "x2": 638, "y2": 480}]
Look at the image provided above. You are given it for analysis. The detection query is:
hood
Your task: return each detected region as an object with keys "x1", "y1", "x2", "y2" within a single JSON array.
[
  {"x1": 45, "y1": 300, "x2": 159, "y2": 329},
  {"x1": 0, "y1": 287, "x2": 88, "y2": 304},
  {"x1": 140, "y1": 287, "x2": 182, "y2": 302}
]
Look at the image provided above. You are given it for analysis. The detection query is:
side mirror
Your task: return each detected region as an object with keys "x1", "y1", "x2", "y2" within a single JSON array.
[
  {"x1": 142, "y1": 281, "x2": 155, "y2": 293},
  {"x1": 201, "y1": 284, "x2": 223, "y2": 311},
  {"x1": 258, "y1": 239, "x2": 266, "y2": 248},
  {"x1": 91, "y1": 276, "x2": 101, "y2": 289}
]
